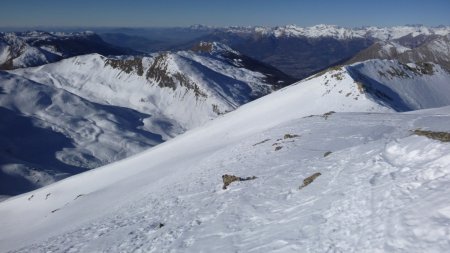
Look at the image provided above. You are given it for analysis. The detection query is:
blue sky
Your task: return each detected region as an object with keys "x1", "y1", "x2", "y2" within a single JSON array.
[{"x1": 1, "y1": 0, "x2": 449, "y2": 28}]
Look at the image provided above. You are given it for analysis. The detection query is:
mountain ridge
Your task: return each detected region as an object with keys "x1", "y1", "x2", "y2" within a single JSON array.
[{"x1": 0, "y1": 43, "x2": 293, "y2": 198}]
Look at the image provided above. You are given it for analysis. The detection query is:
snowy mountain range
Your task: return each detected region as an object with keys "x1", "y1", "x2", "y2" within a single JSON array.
[
  {"x1": 176, "y1": 25, "x2": 450, "y2": 79},
  {"x1": 1, "y1": 56, "x2": 450, "y2": 252},
  {"x1": 6, "y1": 25, "x2": 447, "y2": 78},
  {"x1": 0, "y1": 31, "x2": 135, "y2": 70},
  {"x1": 223, "y1": 24, "x2": 450, "y2": 40},
  {"x1": 0, "y1": 41, "x2": 292, "y2": 198}
]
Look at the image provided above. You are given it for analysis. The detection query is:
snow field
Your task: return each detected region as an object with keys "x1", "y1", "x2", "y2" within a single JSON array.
[{"x1": 2, "y1": 110, "x2": 450, "y2": 252}]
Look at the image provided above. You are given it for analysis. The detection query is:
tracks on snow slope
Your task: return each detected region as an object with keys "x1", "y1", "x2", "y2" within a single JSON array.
[{"x1": 10, "y1": 111, "x2": 450, "y2": 252}]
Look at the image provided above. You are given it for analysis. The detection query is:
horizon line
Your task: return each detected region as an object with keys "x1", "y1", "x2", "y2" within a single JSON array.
[{"x1": 1, "y1": 23, "x2": 450, "y2": 30}]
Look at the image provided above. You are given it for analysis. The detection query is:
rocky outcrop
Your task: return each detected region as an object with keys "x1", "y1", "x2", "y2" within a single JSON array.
[{"x1": 105, "y1": 57, "x2": 144, "y2": 76}]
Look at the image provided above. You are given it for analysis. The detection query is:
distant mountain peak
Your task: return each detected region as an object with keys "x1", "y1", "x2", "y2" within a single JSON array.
[
  {"x1": 188, "y1": 24, "x2": 215, "y2": 30},
  {"x1": 0, "y1": 31, "x2": 136, "y2": 70},
  {"x1": 191, "y1": 41, "x2": 239, "y2": 55}
]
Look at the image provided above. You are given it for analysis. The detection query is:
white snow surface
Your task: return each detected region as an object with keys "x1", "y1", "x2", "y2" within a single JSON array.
[{"x1": 1, "y1": 61, "x2": 450, "y2": 251}]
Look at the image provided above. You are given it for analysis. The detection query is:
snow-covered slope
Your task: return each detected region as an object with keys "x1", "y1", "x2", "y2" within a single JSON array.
[
  {"x1": 299, "y1": 59, "x2": 450, "y2": 112},
  {"x1": 1, "y1": 69, "x2": 450, "y2": 251},
  {"x1": 345, "y1": 60, "x2": 450, "y2": 110},
  {"x1": 0, "y1": 44, "x2": 292, "y2": 198},
  {"x1": 0, "y1": 71, "x2": 163, "y2": 198},
  {"x1": 0, "y1": 31, "x2": 134, "y2": 70}
]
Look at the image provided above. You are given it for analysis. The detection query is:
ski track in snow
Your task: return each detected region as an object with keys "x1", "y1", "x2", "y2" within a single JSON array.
[{"x1": 7, "y1": 112, "x2": 450, "y2": 253}]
